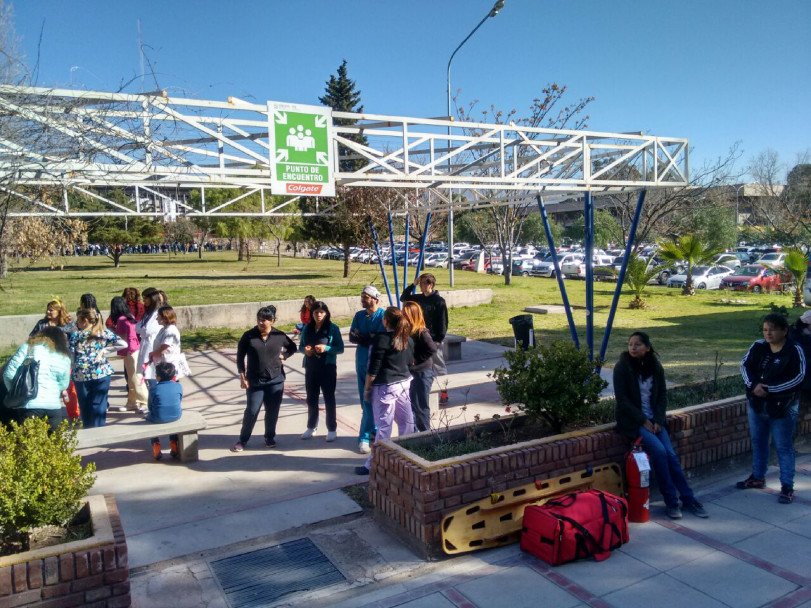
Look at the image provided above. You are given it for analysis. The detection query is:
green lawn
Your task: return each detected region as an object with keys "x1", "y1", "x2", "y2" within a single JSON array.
[{"x1": 0, "y1": 251, "x2": 796, "y2": 382}]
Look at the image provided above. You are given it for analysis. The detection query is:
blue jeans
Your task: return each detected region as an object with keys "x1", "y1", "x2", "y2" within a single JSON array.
[
  {"x1": 239, "y1": 375, "x2": 285, "y2": 445},
  {"x1": 76, "y1": 376, "x2": 112, "y2": 428},
  {"x1": 355, "y1": 354, "x2": 375, "y2": 443},
  {"x1": 748, "y1": 398, "x2": 798, "y2": 489},
  {"x1": 638, "y1": 425, "x2": 695, "y2": 508},
  {"x1": 410, "y1": 369, "x2": 434, "y2": 432}
]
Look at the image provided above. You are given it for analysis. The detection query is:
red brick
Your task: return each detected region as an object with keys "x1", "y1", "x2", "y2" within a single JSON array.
[
  {"x1": 58, "y1": 554, "x2": 74, "y2": 581},
  {"x1": 26, "y1": 561, "x2": 42, "y2": 590},
  {"x1": 84, "y1": 585, "x2": 112, "y2": 602},
  {"x1": 103, "y1": 547, "x2": 116, "y2": 571},
  {"x1": 0, "y1": 588, "x2": 42, "y2": 607},
  {"x1": 41, "y1": 580, "x2": 73, "y2": 599},
  {"x1": 37, "y1": 592, "x2": 88, "y2": 608},
  {"x1": 11, "y1": 564, "x2": 26, "y2": 593},
  {"x1": 89, "y1": 550, "x2": 103, "y2": 575},
  {"x1": 70, "y1": 573, "x2": 103, "y2": 592},
  {"x1": 115, "y1": 543, "x2": 128, "y2": 570},
  {"x1": 74, "y1": 552, "x2": 89, "y2": 579},
  {"x1": 103, "y1": 569, "x2": 128, "y2": 585},
  {"x1": 0, "y1": 567, "x2": 11, "y2": 596}
]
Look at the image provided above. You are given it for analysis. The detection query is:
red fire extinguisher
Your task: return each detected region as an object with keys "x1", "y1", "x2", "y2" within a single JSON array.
[{"x1": 625, "y1": 436, "x2": 650, "y2": 523}]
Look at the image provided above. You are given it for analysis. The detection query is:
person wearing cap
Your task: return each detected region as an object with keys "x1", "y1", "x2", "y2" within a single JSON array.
[
  {"x1": 349, "y1": 286, "x2": 386, "y2": 454},
  {"x1": 232, "y1": 305, "x2": 297, "y2": 452},
  {"x1": 402, "y1": 273, "x2": 449, "y2": 377}
]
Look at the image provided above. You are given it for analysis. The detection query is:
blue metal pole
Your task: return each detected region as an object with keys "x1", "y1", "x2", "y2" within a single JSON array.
[
  {"x1": 598, "y1": 189, "x2": 647, "y2": 363},
  {"x1": 387, "y1": 213, "x2": 401, "y2": 308},
  {"x1": 369, "y1": 216, "x2": 394, "y2": 306},
  {"x1": 584, "y1": 191, "x2": 594, "y2": 360},
  {"x1": 403, "y1": 215, "x2": 410, "y2": 293},
  {"x1": 536, "y1": 195, "x2": 579, "y2": 349},
  {"x1": 415, "y1": 212, "x2": 432, "y2": 278}
]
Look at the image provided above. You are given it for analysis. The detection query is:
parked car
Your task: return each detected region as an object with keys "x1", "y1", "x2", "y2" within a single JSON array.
[
  {"x1": 560, "y1": 255, "x2": 614, "y2": 279},
  {"x1": 533, "y1": 253, "x2": 584, "y2": 278},
  {"x1": 424, "y1": 253, "x2": 449, "y2": 268},
  {"x1": 712, "y1": 253, "x2": 742, "y2": 270},
  {"x1": 666, "y1": 265, "x2": 734, "y2": 290},
  {"x1": 512, "y1": 258, "x2": 537, "y2": 277},
  {"x1": 720, "y1": 264, "x2": 782, "y2": 293},
  {"x1": 754, "y1": 252, "x2": 787, "y2": 268}
]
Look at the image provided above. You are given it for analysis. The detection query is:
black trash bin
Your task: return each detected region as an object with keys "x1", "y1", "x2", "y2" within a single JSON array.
[{"x1": 509, "y1": 314, "x2": 535, "y2": 350}]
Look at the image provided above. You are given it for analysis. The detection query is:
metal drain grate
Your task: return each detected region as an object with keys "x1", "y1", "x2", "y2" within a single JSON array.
[{"x1": 210, "y1": 537, "x2": 345, "y2": 607}]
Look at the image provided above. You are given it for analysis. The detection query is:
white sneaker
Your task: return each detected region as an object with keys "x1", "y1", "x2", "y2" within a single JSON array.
[
  {"x1": 114, "y1": 406, "x2": 127, "y2": 412},
  {"x1": 326, "y1": 431, "x2": 337, "y2": 442},
  {"x1": 358, "y1": 441, "x2": 371, "y2": 454},
  {"x1": 301, "y1": 428, "x2": 315, "y2": 439}
]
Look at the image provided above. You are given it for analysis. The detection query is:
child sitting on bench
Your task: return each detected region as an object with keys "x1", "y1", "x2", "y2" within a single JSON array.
[{"x1": 147, "y1": 361, "x2": 183, "y2": 460}]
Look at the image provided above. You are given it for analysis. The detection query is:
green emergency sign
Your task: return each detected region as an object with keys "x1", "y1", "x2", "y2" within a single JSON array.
[{"x1": 268, "y1": 101, "x2": 334, "y2": 197}]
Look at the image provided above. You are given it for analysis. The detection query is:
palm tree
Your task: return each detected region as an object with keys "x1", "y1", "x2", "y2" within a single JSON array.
[
  {"x1": 783, "y1": 247, "x2": 808, "y2": 308},
  {"x1": 623, "y1": 254, "x2": 664, "y2": 309},
  {"x1": 658, "y1": 234, "x2": 720, "y2": 295}
]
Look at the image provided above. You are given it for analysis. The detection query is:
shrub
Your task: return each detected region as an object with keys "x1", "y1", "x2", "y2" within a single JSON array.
[
  {"x1": 0, "y1": 418, "x2": 96, "y2": 546},
  {"x1": 493, "y1": 341, "x2": 607, "y2": 433}
]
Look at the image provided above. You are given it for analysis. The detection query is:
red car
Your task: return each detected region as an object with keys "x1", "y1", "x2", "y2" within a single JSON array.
[{"x1": 720, "y1": 265, "x2": 781, "y2": 293}]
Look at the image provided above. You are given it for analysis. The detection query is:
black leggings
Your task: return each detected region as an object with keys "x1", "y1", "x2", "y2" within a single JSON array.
[{"x1": 305, "y1": 361, "x2": 337, "y2": 432}]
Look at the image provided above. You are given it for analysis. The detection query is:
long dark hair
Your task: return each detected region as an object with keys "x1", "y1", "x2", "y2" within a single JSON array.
[
  {"x1": 142, "y1": 287, "x2": 163, "y2": 316},
  {"x1": 80, "y1": 293, "x2": 100, "y2": 314},
  {"x1": 30, "y1": 326, "x2": 70, "y2": 357},
  {"x1": 620, "y1": 331, "x2": 659, "y2": 379},
  {"x1": 110, "y1": 296, "x2": 135, "y2": 324},
  {"x1": 300, "y1": 295, "x2": 315, "y2": 314},
  {"x1": 308, "y1": 301, "x2": 331, "y2": 329}
]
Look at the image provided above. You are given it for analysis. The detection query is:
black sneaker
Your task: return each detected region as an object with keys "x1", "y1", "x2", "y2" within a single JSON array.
[
  {"x1": 354, "y1": 466, "x2": 370, "y2": 476},
  {"x1": 265, "y1": 439, "x2": 277, "y2": 448},
  {"x1": 684, "y1": 500, "x2": 709, "y2": 518},
  {"x1": 736, "y1": 475, "x2": 765, "y2": 490},
  {"x1": 778, "y1": 485, "x2": 794, "y2": 504}
]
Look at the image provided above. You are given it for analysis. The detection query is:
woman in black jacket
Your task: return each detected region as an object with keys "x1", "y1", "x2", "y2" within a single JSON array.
[
  {"x1": 232, "y1": 305, "x2": 297, "y2": 452},
  {"x1": 739, "y1": 313, "x2": 805, "y2": 504},
  {"x1": 402, "y1": 301, "x2": 438, "y2": 433},
  {"x1": 614, "y1": 331, "x2": 708, "y2": 519}
]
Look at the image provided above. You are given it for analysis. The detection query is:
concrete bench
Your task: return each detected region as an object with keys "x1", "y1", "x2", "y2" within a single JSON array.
[
  {"x1": 76, "y1": 411, "x2": 207, "y2": 462},
  {"x1": 442, "y1": 334, "x2": 467, "y2": 361}
]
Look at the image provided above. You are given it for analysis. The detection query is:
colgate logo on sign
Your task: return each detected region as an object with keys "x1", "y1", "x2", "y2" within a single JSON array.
[{"x1": 286, "y1": 184, "x2": 323, "y2": 194}]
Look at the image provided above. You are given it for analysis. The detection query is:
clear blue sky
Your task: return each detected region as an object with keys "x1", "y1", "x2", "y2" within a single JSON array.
[{"x1": 10, "y1": 0, "x2": 811, "y2": 179}]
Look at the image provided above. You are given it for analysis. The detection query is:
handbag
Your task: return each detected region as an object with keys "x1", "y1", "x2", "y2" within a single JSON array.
[{"x1": 4, "y1": 346, "x2": 39, "y2": 409}]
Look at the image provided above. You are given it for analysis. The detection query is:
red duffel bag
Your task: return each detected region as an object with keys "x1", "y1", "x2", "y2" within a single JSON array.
[{"x1": 520, "y1": 489, "x2": 629, "y2": 565}]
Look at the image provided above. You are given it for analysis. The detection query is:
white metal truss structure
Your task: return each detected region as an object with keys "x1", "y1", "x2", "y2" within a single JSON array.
[{"x1": 0, "y1": 85, "x2": 689, "y2": 217}]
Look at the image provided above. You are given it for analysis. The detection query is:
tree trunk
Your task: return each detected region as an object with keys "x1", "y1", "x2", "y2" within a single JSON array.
[
  {"x1": 112, "y1": 249, "x2": 122, "y2": 268},
  {"x1": 0, "y1": 251, "x2": 7, "y2": 279},
  {"x1": 504, "y1": 268, "x2": 512, "y2": 286},
  {"x1": 343, "y1": 243, "x2": 351, "y2": 278},
  {"x1": 237, "y1": 237, "x2": 244, "y2": 261},
  {"x1": 276, "y1": 237, "x2": 281, "y2": 267}
]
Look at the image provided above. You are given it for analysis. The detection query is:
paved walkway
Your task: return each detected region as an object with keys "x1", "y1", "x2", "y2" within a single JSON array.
[{"x1": 77, "y1": 337, "x2": 811, "y2": 608}]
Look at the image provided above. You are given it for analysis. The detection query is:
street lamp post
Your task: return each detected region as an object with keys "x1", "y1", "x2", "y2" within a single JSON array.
[{"x1": 445, "y1": 0, "x2": 505, "y2": 286}]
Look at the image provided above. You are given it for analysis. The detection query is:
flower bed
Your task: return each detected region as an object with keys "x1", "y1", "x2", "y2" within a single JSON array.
[
  {"x1": 369, "y1": 396, "x2": 811, "y2": 558},
  {"x1": 0, "y1": 494, "x2": 130, "y2": 607}
]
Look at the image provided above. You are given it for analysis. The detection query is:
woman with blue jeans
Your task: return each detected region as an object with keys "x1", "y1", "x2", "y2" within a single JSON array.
[
  {"x1": 614, "y1": 332, "x2": 708, "y2": 519},
  {"x1": 740, "y1": 313, "x2": 805, "y2": 504}
]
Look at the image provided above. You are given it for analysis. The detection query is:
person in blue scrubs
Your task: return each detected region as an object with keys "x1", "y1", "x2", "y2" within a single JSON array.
[{"x1": 349, "y1": 286, "x2": 385, "y2": 454}]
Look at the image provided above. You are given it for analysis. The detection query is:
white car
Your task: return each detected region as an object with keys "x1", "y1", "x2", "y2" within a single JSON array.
[
  {"x1": 712, "y1": 253, "x2": 742, "y2": 270},
  {"x1": 560, "y1": 255, "x2": 615, "y2": 279},
  {"x1": 424, "y1": 253, "x2": 449, "y2": 268},
  {"x1": 755, "y1": 252, "x2": 786, "y2": 268},
  {"x1": 666, "y1": 265, "x2": 734, "y2": 290},
  {"x1": 533, "y1": 253, "x2": 584, "y2": 278}
]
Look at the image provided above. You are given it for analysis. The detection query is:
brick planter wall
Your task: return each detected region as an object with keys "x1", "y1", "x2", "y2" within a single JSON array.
[
  {"x1": 0, "y1": 494, "x2": 130, "y2": 608},
  {"x1": 369, "y1": 396, "x2": 811, "y2": 558}
]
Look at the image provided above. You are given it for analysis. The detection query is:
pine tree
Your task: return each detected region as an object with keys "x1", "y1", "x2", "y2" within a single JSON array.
[{"x1": 318, "y1": 60, "x2": 367, "y2": 172}]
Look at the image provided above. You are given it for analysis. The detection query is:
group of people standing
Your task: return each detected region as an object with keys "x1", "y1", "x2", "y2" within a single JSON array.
[
  {"x1": 2, "y1": 287, "x2": 190, "y2": 460},
  {"x1": 230, "y1": 273, "x2": 448, "y2": 476}
]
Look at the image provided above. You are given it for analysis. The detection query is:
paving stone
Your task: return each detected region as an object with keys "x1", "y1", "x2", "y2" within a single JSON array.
[
  {"x1": 602, "y1": 572, "x2": 726, "y2": 608},
  {"x1": 733, "y1": 527, "x2": 811, "y2": 577},
  {"x1": 620, "y1": 522, "x2": 714, "y2": 571},
  {"x1": 666, "y1": 502, "x2": 773, "y2": 545},
  {"x1": 668, "y1": 551, "x2": 797, "y2": 608},
  {"x1": 781, "y1": 512, "x2": 811, "y2": 540},
  {"x1": 554, "y1": 551, "x2": 659, "y2": 597},
  {"x1": 455, "y1": 565, "x2": 581, "y2": 608},
  {"x1": 714, "y1": 489, "x2": 811, "y2": 525},
  {"x1": 395, "y1": 592, "x2": 457, "y2": 608}
]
